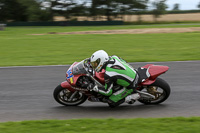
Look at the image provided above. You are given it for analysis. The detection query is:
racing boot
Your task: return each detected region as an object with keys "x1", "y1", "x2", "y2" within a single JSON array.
[{"x1": 125, "y1": 93, "x2": 140, "y2": 104}]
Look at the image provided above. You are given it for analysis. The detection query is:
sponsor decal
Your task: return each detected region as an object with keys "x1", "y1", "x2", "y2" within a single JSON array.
[
  {"x1": 71, "y1": 86, "x2": 88, "y2": 91},
  {"x1": 67, "y1": 68, "x2": 73, "y2": 79},
  {"x1": 70, "y1": 77, "x2": 74, "y2": 84},
  {"x1": 121, "y1": 90, "x2": 129, "y2": 97}
]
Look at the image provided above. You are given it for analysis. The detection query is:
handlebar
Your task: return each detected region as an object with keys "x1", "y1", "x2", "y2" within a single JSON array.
[{"x1": 83, "y1": 59, "x2": 105, "y2": 88}]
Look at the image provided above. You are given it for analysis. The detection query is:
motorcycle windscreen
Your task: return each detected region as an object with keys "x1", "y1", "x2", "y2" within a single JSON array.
[{"x1": 72, "y1": 60, "x2": 88, "y2": 75}]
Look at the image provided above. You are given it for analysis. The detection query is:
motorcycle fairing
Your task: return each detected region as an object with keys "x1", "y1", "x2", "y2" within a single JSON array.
[
  {"x1": 148, "y1": 65, "x2": 169, "y2": 80},
  {"x1": 95, "y1": 69, "x2": 105, "y2": 85},
  {"x1": 66, "y1": 61, "x2": 88, "y2": 87},
  {"x1": 61, "y1": 81, "x2": 76, "y2": 92},
  {"x1": 140, "y1": 64, "x2": 169, "y2": 85}
]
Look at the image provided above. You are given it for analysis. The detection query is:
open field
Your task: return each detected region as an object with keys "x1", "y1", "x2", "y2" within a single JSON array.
[
  {"x1": 31, "y1": 27, "x2": 200, "y2": 35},
  {"x1": 0, "y1": 117, "x2": 200, "y2": 133},
  {"x1": 55, "y1": 13, "x2": 200, "y2": 22},
  {"x1": 0, "y1": 25, "x2": 200, "y2": 66},
  {"x1": 122, "y1": 13, "x2": 200, "y2": 22}
]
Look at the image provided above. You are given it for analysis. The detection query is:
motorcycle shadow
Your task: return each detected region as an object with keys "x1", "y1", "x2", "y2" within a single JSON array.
[
  {"x1": 53, "y1": 103, "x2": 169, "y2": 113},
  {"x1": 50, "y1": 103, "x2": 170, "y2": 119}
]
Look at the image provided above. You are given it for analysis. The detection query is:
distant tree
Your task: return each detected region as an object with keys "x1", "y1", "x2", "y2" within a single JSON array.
[
  {"x1": 89, "y1": 0, "x2": 148, "y2": 21},
  {"x1": 38, "y1": 0, "x2": 149, "y2": 21},
  {"x1": 50, "y1": 0, "x2": 88, "y2": 20},
  {"x1": 64, "y1": 3, "x2": 88, "y2": 20},
  {"x1": 127, "y1": 0, "x2": 149, "y2": 22},
  {"x1": 90, "y1": 0, "x2": 99, "y2": 19},
  {"x1": 100, "y1": 0, "x2": 120, "y2": 21},
  {"x1": 152, "y1": 0, "x2": 168, "y2": 22},
  {"x1": 117, "y1": 0, "x2": 148, "y2": 22},
  {"x1": 19, "y1": 0, "x2": 49, "y2": 21},
  {"x1": 172, "y1": 3, "x2": 180, "y2": 11},
  {"x1": 0, "y1": 0, "x2": 52, "y2": 22},
  {"x1": 0, "y1": 0, "x2": 27, "y2": 21},
  {"x1": 197, "y1": 1, "x2": 200, "y2": 9}
]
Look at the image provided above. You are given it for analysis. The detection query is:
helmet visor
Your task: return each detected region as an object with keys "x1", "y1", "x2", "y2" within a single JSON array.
[{"x1": 90, "y1": 58, "x2": 100, "y2": 69}]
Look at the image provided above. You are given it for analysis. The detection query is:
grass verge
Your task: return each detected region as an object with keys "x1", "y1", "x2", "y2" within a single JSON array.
[
  {"x1": 0, "y1": 117, "x2": 200, "y2": 133},
  {"x1": 3, "y1": 23, "x2": 200, "y2": 34},
  {"x1": 0, "y1": 26, "x2": 200, "y2": 66}
]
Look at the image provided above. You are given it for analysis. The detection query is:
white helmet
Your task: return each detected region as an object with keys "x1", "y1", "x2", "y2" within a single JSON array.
[{"x1": 90, "y1": 50, "x2": 109, "y2": 72}]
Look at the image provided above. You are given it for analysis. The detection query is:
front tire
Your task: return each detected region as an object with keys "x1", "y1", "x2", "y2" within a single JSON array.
[
  {"x1": 53, "y1": 84, "x2": 87, "y2": 106},
  {"x1": 138, "y1": 78, "x2": 171, "y2": 104}
]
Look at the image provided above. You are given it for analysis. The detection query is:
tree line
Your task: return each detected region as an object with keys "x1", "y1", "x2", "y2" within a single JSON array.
[{"x1": 0, "y1": 0, "x2": 200, "y2": 22}]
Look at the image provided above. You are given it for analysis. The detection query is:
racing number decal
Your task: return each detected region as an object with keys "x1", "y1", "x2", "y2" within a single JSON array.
[
  {"x1": 67, "y1": 69, "x2": 74, "y2": 83},
  {"x1": 67, "y1": 69, "x2": 73, "y2": 79}
]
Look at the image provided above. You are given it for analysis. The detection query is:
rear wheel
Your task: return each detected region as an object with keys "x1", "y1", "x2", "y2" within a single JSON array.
[
  {"x1": 53, "y1": 84, "x2": 87, "y2": 106},
  {"x1": 138, "y1": 78, "x2": 170, "y2": 104}
]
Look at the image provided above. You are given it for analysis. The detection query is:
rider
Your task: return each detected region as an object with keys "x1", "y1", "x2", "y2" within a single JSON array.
[{"x1": 88, "y1": 50, "x2": 140, "y2": 107}]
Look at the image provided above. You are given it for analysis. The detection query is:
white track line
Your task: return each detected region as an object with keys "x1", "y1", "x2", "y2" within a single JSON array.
[{"x1": 0, "y1": 60, "x2": 199, "y2": 69}]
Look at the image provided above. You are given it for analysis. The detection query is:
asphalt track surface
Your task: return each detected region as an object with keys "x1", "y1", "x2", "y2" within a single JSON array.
[{"x1": 0, "y1": 61, "x2": 200, "y2": 122}]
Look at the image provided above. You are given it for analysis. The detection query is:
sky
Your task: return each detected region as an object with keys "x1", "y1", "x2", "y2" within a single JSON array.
[{"x1": 149, "y1": 0, "x2": 200, "y2": 10}]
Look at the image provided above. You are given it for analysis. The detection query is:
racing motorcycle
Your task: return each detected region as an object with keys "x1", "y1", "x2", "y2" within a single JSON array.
[{"x1": 53, "y1": 59, "x2": 171, "y2": 107}]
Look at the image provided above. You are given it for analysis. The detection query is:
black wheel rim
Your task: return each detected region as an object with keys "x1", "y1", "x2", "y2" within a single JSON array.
[{"x1": 57, "y1": 89, "x2": 85, "y2": 105}]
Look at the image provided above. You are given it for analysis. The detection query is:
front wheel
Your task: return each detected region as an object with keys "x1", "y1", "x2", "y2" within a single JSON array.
[
  {"x1": 53, "y1": 84, "x2": 87, "y2": 106},
  {"x1": 138, "y1": 78, "x2": 171, "y2": 104}
]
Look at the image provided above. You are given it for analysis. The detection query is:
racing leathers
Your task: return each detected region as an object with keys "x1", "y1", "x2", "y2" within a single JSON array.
[{"x1": 92, "y1": 55, "x2": 139, "y2": 106}]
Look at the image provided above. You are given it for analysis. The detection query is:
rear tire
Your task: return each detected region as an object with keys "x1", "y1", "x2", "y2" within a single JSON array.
[
  {"x1": 138, "y1": 78, "x2": 170, "y2": 104},
  {"x1": 53, "y1": 84, "x2": 87, "y2": 106}
]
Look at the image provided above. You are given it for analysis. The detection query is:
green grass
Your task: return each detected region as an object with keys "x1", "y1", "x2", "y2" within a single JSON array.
[
  {"x1": 0, "y1": 25, "x2": 200, "y2": 66},
  {"x1": 3, "y1": 23, "x2": 200, "y2": 34},
  {"x1": 0, "y1": 117, "x2": 200, "y2": 133}
]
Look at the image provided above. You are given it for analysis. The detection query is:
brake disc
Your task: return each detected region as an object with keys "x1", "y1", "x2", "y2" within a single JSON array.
[{"x1": 147, "y1": 86, "x2": 162, "y2": 100}]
